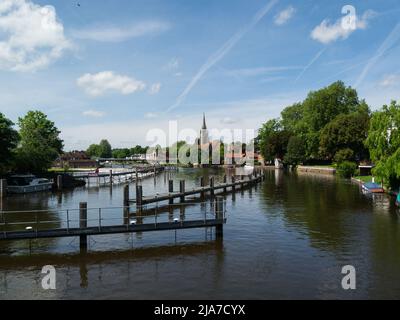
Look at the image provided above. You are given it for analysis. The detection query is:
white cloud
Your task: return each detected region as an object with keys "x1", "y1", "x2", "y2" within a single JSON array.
[
  {"x1": 149, "y1": 83, "x2": 161, "y2": 95},
  {"x1": 311, "y1": 10, "x2": 375, "y2": 44},
  {"x1": 274, "y1": 6, "x2": 295, "y2": 25},
  {"x1": 0, "y1": 0, "x2": 71, "y2": 72},
  {"x1": 380, "y1": 74, "x2": 400, "y2": 87},
  {"x1": 220, "y1": 117, "x2": 239, "y2": 124},
  {"x1": 144, "y1": 112, "x2": 158, "y2": 119},
  {"x1": 73, "y1": 21, "x2": 170, "y2": 42},
  {"x1": 77, "y1": 71, "x2": 146, "y2": 97},
  {"x1": 82, "y1": 110, "x2": 106, "y2": 118}
]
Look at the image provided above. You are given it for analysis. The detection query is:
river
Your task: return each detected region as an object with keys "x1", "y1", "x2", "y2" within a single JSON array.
[{"x1": 0, "y1": 168, "x2": 399, "y2": 299}]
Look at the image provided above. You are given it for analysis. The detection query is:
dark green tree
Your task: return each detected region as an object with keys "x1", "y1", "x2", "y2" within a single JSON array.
[
  {"x1": 285, "y1": 136, "x2": 306, "y2": 166},
  {"x1": 0, "y1": 113, "x2": 19, "y2": 174},
  {"x1": 99, "y1": 139, "x2": 112, "y2": 158},
  {"x1": 15, "y1": 111, "x2": 63, "y2": 173},
  {"x1": 319, "y1": 108, "x2": 370, "y2": 161},
  {"x1": 298, "y1": 81, "x2": 363, "y2": 158}
]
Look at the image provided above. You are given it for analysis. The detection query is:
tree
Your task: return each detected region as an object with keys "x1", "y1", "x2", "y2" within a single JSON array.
[
  {"x1": 87, "y1": 144, "x2": 101, "y2": 158},
  {"x1": 15, "y1": 111, "x2": 63, "y2": 173},
  {"x1": 0, "y1": 113, "x2": 19, "y2": 174},
  {"x1": 365, "y1": 101, "x2": 400, "y2": 189},
  {"x1": 99, "y1": 140, "x2": 112, "y2": 158},
  {"x1": 297, "y1": 81, "x2": 364, "y2": 158},
  {"x1": 258, "y1": 119, "x2": 291, "y2": 162},
  {"x1": 285, "y1": 136, "x2": 306, "y2": 166},
  {"x1": 112, "y1": 148, "x2": 130, "y2": 159},
  {"x1": 319, "y1": 109, "x2": 370, "y2": 161}
]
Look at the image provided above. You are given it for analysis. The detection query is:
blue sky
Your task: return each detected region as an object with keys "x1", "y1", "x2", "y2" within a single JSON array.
[{"x1": 1, "y1": 0, "x2": 400, "y2": 150}]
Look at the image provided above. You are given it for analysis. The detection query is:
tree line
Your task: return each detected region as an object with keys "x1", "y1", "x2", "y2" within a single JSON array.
[
  {"x1": 256, "y1": 81, "x2": 400, "y2": 189},
  {"x1": 0, "y1": 110, "x2": 63, "y2": 175},
  {"x1": 86, "y1": 141, "x2": 149, "y2": 159}
]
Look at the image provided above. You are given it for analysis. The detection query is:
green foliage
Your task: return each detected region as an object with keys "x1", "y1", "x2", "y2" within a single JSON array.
[
  {"x1": 258, "y1": 119, "x2": 291, "y2": 161},
  {"x1": 112, "y1": 148, "x2": 130, "y2": 159},
  {"x1": 319, "y1": 110, "x2": 370, "y2": 161},
  {"x1": 99, "y1": 139, "x2": 112, "y2": 158},
  {"x1": 337, "y1": 161, "x2": 357, "y2": 178},
  {"x1": 333, "y1": 148, "x2": 354, "y2": 164},
  {"x1": 87, "y1": 144, "x2": 102, "y2": 158},
  {"x1": 282, "y1": 81, "x2": 366, "y2": 159},
  {"x1": 284, "y1": 136, "x2": 306, "y2": 166},
  {"x1": 86, "y1": 139, "x2": 112, "y2": 158},
  {"x1": 15, "y1": 111, "x2": 63, "y2": 173},
  {"x1": 0, "y1": 113, "x2": 19, "y2": 174},
  {"x1": 130, "y1": 145, "x2": 148, "y2": 155},
  {"x1": 365, "y1": 101, "x2": 400, "y2": 189}
]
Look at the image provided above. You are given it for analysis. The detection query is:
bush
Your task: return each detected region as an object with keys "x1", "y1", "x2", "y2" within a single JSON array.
[
  {"x1": 334, "y1": 148, "x2": 354, "y2": 163},
  {"x1": 337, "y1": 161, "x2": 357, "y2": 178}
]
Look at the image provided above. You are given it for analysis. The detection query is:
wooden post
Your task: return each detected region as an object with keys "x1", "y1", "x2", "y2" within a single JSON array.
[
  {"x1": 136, "y1": 185, "x2": 143, "y2": 211},
  {"x1": 168, "y1": 180, "x2": 174, "y2": 205},
  {"x1": 210, "y1": 177, "x2": 215, "y2": 198},
  {"x1": 180, "y1": 180, "x2": 185, "y2": 203},
  {"x1": 215, "y1": 196, "x2": 224, "y2": 239},
  {"x1": 123, "y1": 184, "x2": 130, "y2": 224},
  {"x1": 223, "y1": 175, "x2": 227, "y2": 193},
  {"x1": 200, "y1": 177, "x2": 205, "y2": 201},
  {"x1": 0, "y1": 179, "x2": 8, "y2": 198},
  {"x1": 56, "y1": 175, "x2": 63, "y2": 191},
  {"x1": 79, "y1": 202, "x2": 88, "y2": 250},
  {"x1": 135, "y1": 169, "x2": 139, "y2": 185},
  {"x1": 109, "y1": 170, "x2": 113, "y2": 185},
  {"x1": 231, "y1": 176, "x2": 236, "y2": 192}
]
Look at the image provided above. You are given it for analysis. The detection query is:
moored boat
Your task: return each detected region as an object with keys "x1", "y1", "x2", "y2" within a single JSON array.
[
  {"x1": 7, "y1": 175, "x2": 53, "y2": 194},
  {"x1": 362, "y1": 182, "x2": 385, "y2": 194}
]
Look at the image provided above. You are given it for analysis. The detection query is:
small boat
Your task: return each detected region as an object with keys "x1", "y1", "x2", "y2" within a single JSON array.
[
  {"x1": 362, "y1": 182, "x2": 385, "y2": 194},
  {"x1": 7, "y1": 175, "x2": 53, "y2": 194}
]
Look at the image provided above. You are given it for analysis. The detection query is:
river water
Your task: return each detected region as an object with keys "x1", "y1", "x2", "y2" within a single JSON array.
[{"x1": 0, "y1": 168, "x2": 399, "y2": 300}]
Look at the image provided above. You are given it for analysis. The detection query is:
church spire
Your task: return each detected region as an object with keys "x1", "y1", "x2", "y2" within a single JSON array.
[{"x1": 202, "y1": 113, "x2": 207, "y2": 130}]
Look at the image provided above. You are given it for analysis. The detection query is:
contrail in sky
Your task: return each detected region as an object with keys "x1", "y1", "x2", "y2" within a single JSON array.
[
  {"x1": 295, "y1": 48, "x2": 326, "y2": 83},
  {"x1": 354, "y1": 23, "x2": 400, "y2": 88},
  {"x1": 166, "y1": 0, "x2": 279, "y2": 113}
]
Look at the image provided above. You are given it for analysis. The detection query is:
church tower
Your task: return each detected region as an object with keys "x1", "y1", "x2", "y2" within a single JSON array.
[{"x1": 200, "y1": 113, "x2": 209, "y2": 145}]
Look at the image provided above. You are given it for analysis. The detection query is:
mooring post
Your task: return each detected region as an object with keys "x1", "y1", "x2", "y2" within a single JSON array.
[
  {"x1": 180, "y1": 180, "x2": 185, "y2": 203},
  {"x1": 200, "y1": 177, "x2": 205, "y2": 200},
  {"x1": 123, "y1": 184, "x2": 130, "y2": 224},
  {"x1": 223, "y1": 175, "x2": 227, "y2": 193},
  {"x1": 136, "y1": 185, "x2": 143, "y2": 212},
  {"x1": 215, "y1": 196, "x2": 224, "y2": 239},
  {"x1": 109, "y1": 170, "x2": 113, "y2": 185},
  {"x1": 1, "y1": 179, "x2": 8, "y2": 198},
  {"x1": 79, "y1": 202, "x2": 88, "y2": 250},
  {"x1": 210, "y1": 177, "x2": 215, "y2": 198},
  {"x1": 56, "y1": 175, "x2": 63, "y2": 191},
  {"x1": 168, "y1": 180, "x2": 174, "y2": 204},
  {"x1": 231, "y1": 176, "x2": 236, "y2": 192}
]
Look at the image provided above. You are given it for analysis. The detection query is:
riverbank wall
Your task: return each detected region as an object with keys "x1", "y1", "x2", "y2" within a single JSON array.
[{"x1": 297, "y1": 166, "x2": 336, "y2": 175}]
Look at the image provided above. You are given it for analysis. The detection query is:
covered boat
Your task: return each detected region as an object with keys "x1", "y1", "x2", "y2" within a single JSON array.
[
  {"x1": 7, "y1": 175, "x2": 53, "y2": 194},
  {"x1": 362, "y1": 182, "x2": 384, "y2": 194}
]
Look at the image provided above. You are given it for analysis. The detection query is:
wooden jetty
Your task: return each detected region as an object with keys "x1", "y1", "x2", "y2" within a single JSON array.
[
  {"x1": 0, "y1": 169, "x2": 265, "y2": 252},
  {"x1": 67, "y1": 165, "x2": 164, "y2": 188},
  {"x1": 131, "y1": 170, "x2": 265, "y2": 208}
]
